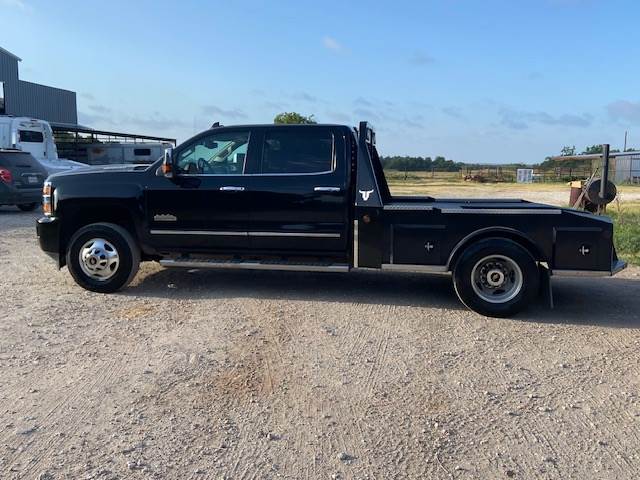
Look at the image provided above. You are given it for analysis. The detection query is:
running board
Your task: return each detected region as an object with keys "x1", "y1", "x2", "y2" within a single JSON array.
[{"x1": 159, "y1": 258, "x2": 350, "y2": 273}]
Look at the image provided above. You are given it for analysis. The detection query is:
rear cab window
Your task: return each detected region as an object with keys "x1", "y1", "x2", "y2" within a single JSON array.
[
  {"x1": 261, "y1": 128, "x2": 335, "y2": 174},
  {"x1": 19, "y1": 130, "x2": 44, "y2": 143}
]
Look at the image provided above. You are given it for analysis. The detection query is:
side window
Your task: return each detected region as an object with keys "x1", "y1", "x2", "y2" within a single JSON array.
[
  {"x1": 176, "y1": 130, "x2": 250, "y2": 175},
  {"x1": 262, "y1": 129, "x2": 334, "y2": 174}
]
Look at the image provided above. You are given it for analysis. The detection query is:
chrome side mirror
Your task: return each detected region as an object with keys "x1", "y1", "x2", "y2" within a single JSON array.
[{"x1": 161, "y1": 147, "x2": 174, "y2": 178}]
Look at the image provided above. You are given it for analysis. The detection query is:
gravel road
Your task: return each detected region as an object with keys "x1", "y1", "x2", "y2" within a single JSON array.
[{"x1": 1, "y1": 207, "x2": 640, "y2": 479}]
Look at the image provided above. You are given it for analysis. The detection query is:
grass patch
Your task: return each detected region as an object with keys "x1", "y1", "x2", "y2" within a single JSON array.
[{"x1": 609, "y1": 201, "x2": 640, "y2": 266}]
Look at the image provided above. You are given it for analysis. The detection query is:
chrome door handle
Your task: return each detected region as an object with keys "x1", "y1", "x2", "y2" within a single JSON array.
[
  {"x1": 219, "y1": 186, "x2": 245, "y2": 192},
  {"x1": 314, "y1": 186, "x2": 341, "y2": 192}
]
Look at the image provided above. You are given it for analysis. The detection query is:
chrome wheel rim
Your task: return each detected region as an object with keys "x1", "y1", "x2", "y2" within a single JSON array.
[
  {"x1": 471, "y1": 255, "x2": 523, "y2": 304},
  {"x1": 78, "y1": 238, "x2": 120, "y2": 281}
]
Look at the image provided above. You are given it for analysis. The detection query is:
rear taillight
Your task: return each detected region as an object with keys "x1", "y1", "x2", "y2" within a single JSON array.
[
  {"x1": 43, "y1": 181, "x2": 52, "y2": 216},
  {"x1": 0, "y1": 168, "x2": 12, "y2": 183}
]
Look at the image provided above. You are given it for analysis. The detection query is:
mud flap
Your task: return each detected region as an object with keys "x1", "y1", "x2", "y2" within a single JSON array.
[{"x1": 539, "y1": 264, "x2": 554, "y2": 309}]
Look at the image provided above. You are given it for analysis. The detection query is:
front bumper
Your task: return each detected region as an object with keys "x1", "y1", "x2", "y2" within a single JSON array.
[{"x1": 36, "y1": 216, "x2": 62, "y2": 266}]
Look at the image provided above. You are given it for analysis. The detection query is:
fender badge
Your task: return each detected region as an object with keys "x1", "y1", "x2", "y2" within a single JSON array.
[
  {"x1": 359, "y1": 189, "x2": 374, "y2": 201},
  {"x1": 154, "y1": 214, "x2": 177, "y2": 222}
]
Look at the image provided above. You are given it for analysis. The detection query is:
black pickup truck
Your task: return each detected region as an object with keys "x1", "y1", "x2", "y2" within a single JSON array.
[{"x1": 36, "y1": 122, "x2": 626, "y2": 317}]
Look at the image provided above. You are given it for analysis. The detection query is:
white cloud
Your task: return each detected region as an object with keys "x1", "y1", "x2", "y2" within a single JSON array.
[
  {"x1": 1, "y1": 0, "x2": 30, "y2": 10},
  {"x1": 607, "y1": 100, "x2": 640, "y2": 124},
  {"x1": 201, "y1": 105, "x2": 247, "y2": 120},
  {"x1": 322, "y1": 36, "x2": 343, "y2": 53}
]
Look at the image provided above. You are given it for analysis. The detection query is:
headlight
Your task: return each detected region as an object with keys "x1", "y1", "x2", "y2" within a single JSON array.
[{"x1": 43, "y1": 181, "x2": 53, "y2": 216}]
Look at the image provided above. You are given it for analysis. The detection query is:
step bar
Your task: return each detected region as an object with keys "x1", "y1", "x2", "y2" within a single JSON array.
[{"x1": 159, "y1": 258, "x2": 350, "y2": 273}]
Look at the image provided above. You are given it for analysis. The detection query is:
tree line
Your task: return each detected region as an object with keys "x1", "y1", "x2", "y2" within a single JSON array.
[
  {"x1": 271, "y1": 113, "x2": 634, "y2": 170},
  {"x1": 379, "y1": 156, "x2": 467, "y2": 172}
]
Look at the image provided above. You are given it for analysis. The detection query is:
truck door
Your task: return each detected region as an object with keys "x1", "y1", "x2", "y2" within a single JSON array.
[
  {"x1": 145, "y1": 128, "x2": 256, "y2": 251},
  {"x1": 247, "y1": 126, "x2": 349, "y2": 255}
]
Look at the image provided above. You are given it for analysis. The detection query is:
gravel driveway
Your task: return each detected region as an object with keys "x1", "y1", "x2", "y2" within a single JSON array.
[{"x1": 1, "y1": 207, "x2": 640, "y2": 479}]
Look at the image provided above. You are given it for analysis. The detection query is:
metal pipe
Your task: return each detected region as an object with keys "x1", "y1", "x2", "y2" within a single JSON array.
[{"x1": 600, "y1": 143, "x2": 610, "y2": 200}]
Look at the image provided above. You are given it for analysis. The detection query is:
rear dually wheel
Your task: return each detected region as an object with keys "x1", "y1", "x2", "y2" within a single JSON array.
[{"x1": 453, "y1": 238, "x2": 539, "y2": 317}]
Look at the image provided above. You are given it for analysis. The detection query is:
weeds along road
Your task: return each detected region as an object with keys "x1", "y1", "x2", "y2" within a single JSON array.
[{"x1": 1, "y1": 207, "x2": 640, "y2": 479}]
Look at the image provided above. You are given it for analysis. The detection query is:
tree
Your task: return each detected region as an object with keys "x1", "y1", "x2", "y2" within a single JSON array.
[
  {"x1": 582, "y1": 144, "x2": 603, "y2": 155},
  {"x1": 273, "y1": 112, "x2": 317, "y2": 124},
  {"x1": 560, "y1": 145, "x2": 576, "y2": 156}
]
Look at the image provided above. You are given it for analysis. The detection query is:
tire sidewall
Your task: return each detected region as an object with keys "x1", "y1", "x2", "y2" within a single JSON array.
[
  {"x1": 66, "y1": 223, "x2": 137, "y2": 293},
  {"x1": 453, "y1": 239, "x2": 539, "y2": 317}
]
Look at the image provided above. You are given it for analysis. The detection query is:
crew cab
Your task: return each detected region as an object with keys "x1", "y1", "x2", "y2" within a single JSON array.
[{"x1": 36, "y1": 122, "x2": 627, "y2": 317}]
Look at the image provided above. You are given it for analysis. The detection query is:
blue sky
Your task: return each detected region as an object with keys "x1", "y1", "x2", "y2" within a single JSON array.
[{"x1": 2, "y1": 0, "x2": 640, "y2": 163}]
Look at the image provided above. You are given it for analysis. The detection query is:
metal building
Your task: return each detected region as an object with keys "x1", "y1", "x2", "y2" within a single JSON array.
[
  {"x1": 0, "y1": 46, "x2": 77, "y2": 124},
  {"x1": 612, "y1": 155, "x2": 640, "y2": 184}
]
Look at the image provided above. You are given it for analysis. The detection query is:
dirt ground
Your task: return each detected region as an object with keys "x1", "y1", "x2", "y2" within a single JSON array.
[{"x1": 1, "y1": 207, "x2": 640, "y2": 480}]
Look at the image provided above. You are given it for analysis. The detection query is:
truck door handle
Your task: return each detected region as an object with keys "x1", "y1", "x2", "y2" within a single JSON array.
[
  {"x1": 219, "y1": 186, "x2": 245, "y2": 192},
  {"x1": 314, "y1": 186, "x2": 341, "y2": 192}
]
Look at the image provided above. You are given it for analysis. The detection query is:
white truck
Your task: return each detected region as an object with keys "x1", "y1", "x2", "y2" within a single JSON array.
[{"x1": 0, "y1": 116, "x2": 87, "y2": 174}]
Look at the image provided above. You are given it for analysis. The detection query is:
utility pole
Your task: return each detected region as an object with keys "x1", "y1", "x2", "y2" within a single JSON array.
[{"x1": 624, "y1": 131, "x2": 628, "y2": 152}]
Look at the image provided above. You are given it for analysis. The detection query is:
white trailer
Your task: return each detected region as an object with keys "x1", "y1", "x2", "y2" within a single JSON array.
[
  {"x1": 86, "y1": 142, "x2": 173, "y2": 165},
  {"x1": 0, "y1": 116, "x2": 86, "y2": 174}
]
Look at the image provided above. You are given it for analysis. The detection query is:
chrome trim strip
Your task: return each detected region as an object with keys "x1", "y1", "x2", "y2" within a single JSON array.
[
  {"x1": 381, "y1": 263, "x2": 449, "y2": 274},
  {"x1": 159, "y1": 259, "x2": 349, "y2": 273},
  {"x1": 353, "y1": 220, "x2": 359, "y2": 268},
  {"x1": 248, "y1": 231, "x2": 340, "y2": 238},
  {"x1": 150, "y1": 230, "x2": 340, "y2": 238},
  {"x1": 150, "y1": 229, "x2": 247, "y2": 236},
  {"x1": 383, "y1": 203, "x2": 434, "y2": 211},
  {"x1": 553, "y1": 269, "x2": 613, "y2": 277},
  {"x1": 178, "y1": 171, "x2": 335, "y2": 177},
  {"x1": 441, "y1": 208, "x2": 562, "y2": 215},
  {"x1": 177, "y1": 133, "x2": 336, "y2": 177}
]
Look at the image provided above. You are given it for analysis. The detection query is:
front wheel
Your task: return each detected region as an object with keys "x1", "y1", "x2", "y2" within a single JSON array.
[
  {"x1": 66, "y1": 223, "x2": 140, "y2": 293},
  {"x1": 453, "y1": 238, "x2": 539, "y2": 317}
]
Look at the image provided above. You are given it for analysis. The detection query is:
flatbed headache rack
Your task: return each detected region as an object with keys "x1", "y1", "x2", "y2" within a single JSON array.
[{"x1": 49, "y1": 123, "x2": 176, "y2": 164}]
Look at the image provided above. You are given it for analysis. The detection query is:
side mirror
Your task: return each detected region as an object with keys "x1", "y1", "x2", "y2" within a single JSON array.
[{"x1": 160, "y1": 147, "x2": 174, "y2": 178}]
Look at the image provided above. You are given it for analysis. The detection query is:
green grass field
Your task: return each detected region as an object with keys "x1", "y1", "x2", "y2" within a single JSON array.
[{"x1": 609, "y1": 202, "x2": 640, "y2": 266}]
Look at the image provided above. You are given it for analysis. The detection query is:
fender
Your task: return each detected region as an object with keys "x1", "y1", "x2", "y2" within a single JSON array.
[{"x1": 446, "y1": 226, "x2": 546, "y2": 269}]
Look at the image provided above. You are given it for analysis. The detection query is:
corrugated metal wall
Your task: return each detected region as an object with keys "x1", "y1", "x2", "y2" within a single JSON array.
[
  {"x1": 0, "y1": 49, "x2": 77, "y2": 124},
  {"x1": 14, "y1": 80, "x2": 77, "y2": 124},
  {"x1": 614, "y1": 157, "x2": 640, "y2": 183},
  {"x1": 0, "y1": 50, "x2": 20, "y2": 115}
]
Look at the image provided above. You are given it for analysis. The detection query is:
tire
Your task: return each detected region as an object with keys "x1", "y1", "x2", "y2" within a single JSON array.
[
  {"x1": 452, "y1": 238, "x2": 539, "y2": 317},
  {"x1": 17, "y1": 203, "x2": 39, "y2": 212},
  {"x1": 66, "y1": 222, "x2": 140, "y2": 293}
]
